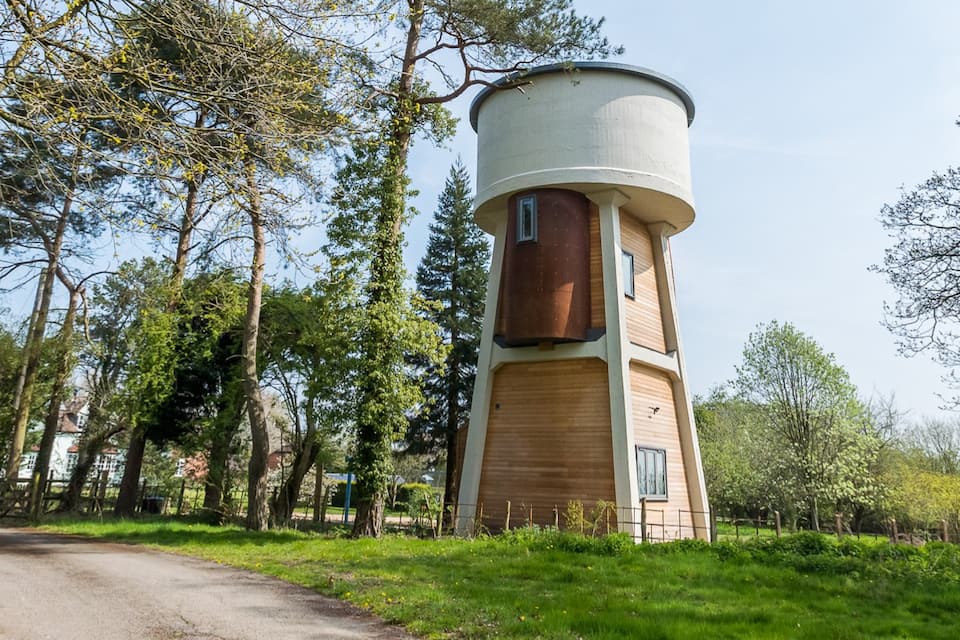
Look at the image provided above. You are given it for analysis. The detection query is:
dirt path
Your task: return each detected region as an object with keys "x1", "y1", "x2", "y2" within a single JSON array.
[{"x1": 0, "y1": 527, "x2": 416, "y2": 640}]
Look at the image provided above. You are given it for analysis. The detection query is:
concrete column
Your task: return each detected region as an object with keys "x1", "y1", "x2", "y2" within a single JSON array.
[
  {"x1": 587, "y1": 189, "x2": 640, "y2": 536},
  {"x1": 456, "y1": 217, "x2": 507, "y2": 534},
  {"x1": 648, "y1": 222, "x2": 710, "y2": 540}
]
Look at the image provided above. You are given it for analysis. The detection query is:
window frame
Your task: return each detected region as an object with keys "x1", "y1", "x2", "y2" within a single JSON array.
[
  {"x1": 635, "y1": 445, "x2": 668, "y2": 500},
  {"x1": 622, "y1": 250, "x2": 635, "y2": 298},
  {"x1": 516, "y1": 194, "x2": 538, "y2": 243}
]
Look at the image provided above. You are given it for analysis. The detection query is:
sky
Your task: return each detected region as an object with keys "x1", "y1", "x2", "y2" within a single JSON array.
[
  {"x1": 3, "y1": 1, "x2": 958, "y2": 422},
  {"x1": 400, "y1": 0, "x2": 960, "y2": 421}
]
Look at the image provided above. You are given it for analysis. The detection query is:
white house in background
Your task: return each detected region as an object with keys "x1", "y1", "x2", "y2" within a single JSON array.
[{"x1": 18, "y1": 396, "x2": 126, "y2": 484}]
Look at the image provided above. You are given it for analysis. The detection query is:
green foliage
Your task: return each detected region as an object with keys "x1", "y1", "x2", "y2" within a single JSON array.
[
  {"x1": 733, "y1": 321, "x2": 887, "y2": 526},
  {"x1": 408, "y1": 161, "x2": 489, "y2": 475}
]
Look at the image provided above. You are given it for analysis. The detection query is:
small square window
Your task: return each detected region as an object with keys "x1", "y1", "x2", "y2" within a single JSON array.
[
  {"x1": 622, "y1": 251, "x2": 635, "y2": 298},
  {"x1": 517, "y1": 195, "x2": 537, "y2": 243},
  {"x1": 636, "y1": 446, "x2": 667, "y2": 499}
]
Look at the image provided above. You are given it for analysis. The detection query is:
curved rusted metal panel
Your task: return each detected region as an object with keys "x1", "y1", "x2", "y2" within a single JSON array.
[{"x1": 498, "y1": 188, "x2": 590, "y2": 346}]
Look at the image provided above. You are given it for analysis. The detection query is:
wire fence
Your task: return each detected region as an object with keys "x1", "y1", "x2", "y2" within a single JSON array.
[{"x1": 3, "y1": 478, "x2": 957, "y2": 546}]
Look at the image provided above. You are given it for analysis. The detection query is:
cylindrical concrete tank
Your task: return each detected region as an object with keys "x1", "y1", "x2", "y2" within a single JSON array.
[
  {"x1": 470, "y1": 62, "x2": 696, "y2": 233},
  {"x1": 498, "y1": 189, "x2": 590, "y2": 346}
]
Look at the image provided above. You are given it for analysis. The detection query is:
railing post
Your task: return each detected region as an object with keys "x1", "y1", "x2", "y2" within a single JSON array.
[
  {"x1": 640, "y1": 498, "x2": 648, "y2": 543},
  {"x1": 504, "y1": 500, "x2": 511, "y2": 531}
]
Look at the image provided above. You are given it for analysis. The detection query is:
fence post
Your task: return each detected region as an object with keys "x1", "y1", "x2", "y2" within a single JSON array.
[
  {"x1": 138, "y1": 478, "x2": 148, "y2": 513},
  {"x1": 453, "y1": 501, "x2": 460, "y2": 536},
  {"x1": 528, "y1": 505, "x2": 533, "y2": 528},
  {"x1": 553, "y1": 505, "x2": 559, "y2": 530},
  {"x1": 891, "y1": 518, "x2": 899, "y2": 543},
  {"x1": 176, "y1": 479, "x2": 187, "y2": 516},
  {"x1": 735, "y1": 519, "x2": 739, "y2": 541},
  {"x1": 755, "y1": 516, "x2": 760, "y2": 538},
  {"x1": 942, "y1": 519, "x2": 949, "y2": 543},
  {"x1": 710, "y1": 510, "x2": 718, "y2": 543},
  {"x1": 835, "y1": 513, "x2": 843, "y2": 539},
  {"x1": 504, "y1": 500, "x2": 511, "y2": 531},
  {"x1": 774, "y1": 511, "x2": 782, "y2": 539},
  {"x1": 640, "y1": 498, "x2": 648, "y2": 543},
  {"x1": 436, "y1": 493, "x2": 444, "y2": 539}
]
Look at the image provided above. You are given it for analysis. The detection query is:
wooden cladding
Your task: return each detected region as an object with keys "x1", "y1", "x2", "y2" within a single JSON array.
[
  {"x1": 620, "y1": 214, "x2": 667, "y2": 352},
  {"x1": 589, "y1": 203, "x2": 605, "y2": 330},
  {"x1": 497, "y1": 189, "x2": 591, "y2": 346},
  {"x1": 629, "y1": 363, "x2": 692, "y2": 530},
  {"x1": 476, "y1": 358, "x2": 616, "y2": 529}
]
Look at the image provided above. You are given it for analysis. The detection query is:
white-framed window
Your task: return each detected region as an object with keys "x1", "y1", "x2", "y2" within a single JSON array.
[
  {"x1": 66, "y1": 452, "x2": 78, "y2": 475},
  {"x1": 517, "y1": 195, "x2": 537, "y2": 243},
  {"x1": 622, "y1": 250, "x2": 635, "y2": 298},
  {"x1": 636, "y1": 446, "x2": 667, "y2": 499},
  {"x1": 19, "y1": 452, "x2": 37, "y2": 474}
]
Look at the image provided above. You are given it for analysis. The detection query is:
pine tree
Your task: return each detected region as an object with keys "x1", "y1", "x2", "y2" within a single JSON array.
[{"x1": 411, "y1": 160, "x2": 490, "y2": 508}]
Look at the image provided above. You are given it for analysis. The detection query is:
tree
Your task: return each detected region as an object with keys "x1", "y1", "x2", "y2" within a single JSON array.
[
  {"x1": 734, "y1": 321, "x2": 884, "y2": 530},
  {"x1": 60, "y1": 259, "x2": 169, "y2": 511},
  {"x1": 259, "y1": 277, "x2": 360, "y2": 524},
  {"x1": 409, "y1": 160, "x2": 488, "y2": 509},
  {"x1": 875, "y1": 132, "x2": 960, "y2": 404},
  {"x1": 693, "y1": 391, "x2": 772, "y2": 517},
  {"x1": 349, "y1": 0, "x2": 620, "y2": 538}
]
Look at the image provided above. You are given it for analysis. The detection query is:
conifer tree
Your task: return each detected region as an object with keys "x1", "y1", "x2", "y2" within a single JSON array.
[{"x1": 410, "y1": 160, "x2": 489, "y2": 508}]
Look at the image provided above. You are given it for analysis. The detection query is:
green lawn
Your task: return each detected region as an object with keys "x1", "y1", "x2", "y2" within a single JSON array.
[{"x1": 36, "y1": 517, "x2": 960, "y2": 639}]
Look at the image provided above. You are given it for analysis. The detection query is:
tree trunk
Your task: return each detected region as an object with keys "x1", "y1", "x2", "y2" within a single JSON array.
[
  {"x1": 351, "y1": 0, "x2": 423, "y2": 539},
  {"x1": 113, "y1": 178, "x2": 200, "y2": 516},
  {"x1": 203, "y1": 429, "x2": 231, "y2": 514},
  {"x1": 30, "y1": 284, "x2": 79, "y2": 516},
  {"x1": 202, "y1": 390, "x2": 243, "y2": 515},
  {"x1": 242, "y1": 160, "x2": 270, "y2": 531},
  {"x1": 312, "y1": 462, "x2": 324, "y2": 523},
  {"x1": 810, "y1": 499, "x2": 820, "y2": 532},
  {"x1": 272, "y1": 403, "x2": 318, "y2": 524},
  {"x1": 5, "y1": 200, "x2": 69, "y2": 481},
  {"x1": 60, "y1": 423, "x2": 120, "y2": 513},
  {"x1": 443, "y1": 327, "x2": 460, "y2": 517},
  {"x1": 113, "y1": 426, "x2": 146, "y2": 516}
]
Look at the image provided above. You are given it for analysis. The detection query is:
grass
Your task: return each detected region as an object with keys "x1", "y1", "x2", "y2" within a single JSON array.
[{"x1": 35, "y1": 517, "x2": 960, "y2": 639}]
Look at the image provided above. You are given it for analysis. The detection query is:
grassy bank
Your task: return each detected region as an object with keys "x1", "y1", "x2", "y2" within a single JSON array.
[{"x1": 37, "y1": 518, "x2": 960, "y2": 639}]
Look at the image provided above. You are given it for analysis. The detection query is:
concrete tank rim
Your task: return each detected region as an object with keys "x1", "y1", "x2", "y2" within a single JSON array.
[{"x1": 468, "y1": 61, "x2": 695, "y2": 132}]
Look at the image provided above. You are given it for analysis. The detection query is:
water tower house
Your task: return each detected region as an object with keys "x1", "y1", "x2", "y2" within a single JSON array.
[{"x1": 456, "y1": 62, "x2": 709, "y2": 541}]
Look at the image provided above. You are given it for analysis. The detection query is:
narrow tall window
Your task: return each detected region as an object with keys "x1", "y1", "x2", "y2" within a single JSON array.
[
  {"x1": 636, "y1": 446, "x2": 667, "y2": 499},
  {"x1": 517, "y1": 195, "x2": 537, "y2": 243},
  {"x1": 622, "y1": 250, "x2": 635, "y2": 298}
]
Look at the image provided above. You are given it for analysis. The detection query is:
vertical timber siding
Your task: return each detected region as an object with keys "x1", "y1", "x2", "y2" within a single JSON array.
[
  {"x1": 589, "y1": 203, "x2": 605, "y2": 330},
  {"x1": 629, "y1": 363, "x2": 693, "y2": 539},
  {"x1": 620, "y1": 214, "x2": 666, "y2": 352},
  {"x1": 476, "y1": 358, "x2": 616, "y2": 530}
]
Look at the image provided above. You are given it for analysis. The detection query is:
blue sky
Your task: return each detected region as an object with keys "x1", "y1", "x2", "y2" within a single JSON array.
[
  {"x1": 3, "y1": 2, "x2": 957, "y2": 421},
  {"x1": 401, "y1": 0, "x2": 960, "y2": 419}
]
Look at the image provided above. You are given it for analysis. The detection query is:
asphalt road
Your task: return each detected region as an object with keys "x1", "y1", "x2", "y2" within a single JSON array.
[{"x1": 0, "y1": 527, "x2": 416, "y2": 640}]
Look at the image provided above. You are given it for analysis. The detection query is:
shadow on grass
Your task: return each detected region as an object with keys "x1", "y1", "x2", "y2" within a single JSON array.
[{"x1": 35, "y1": 515, "x2": 960, "y2": 640}]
